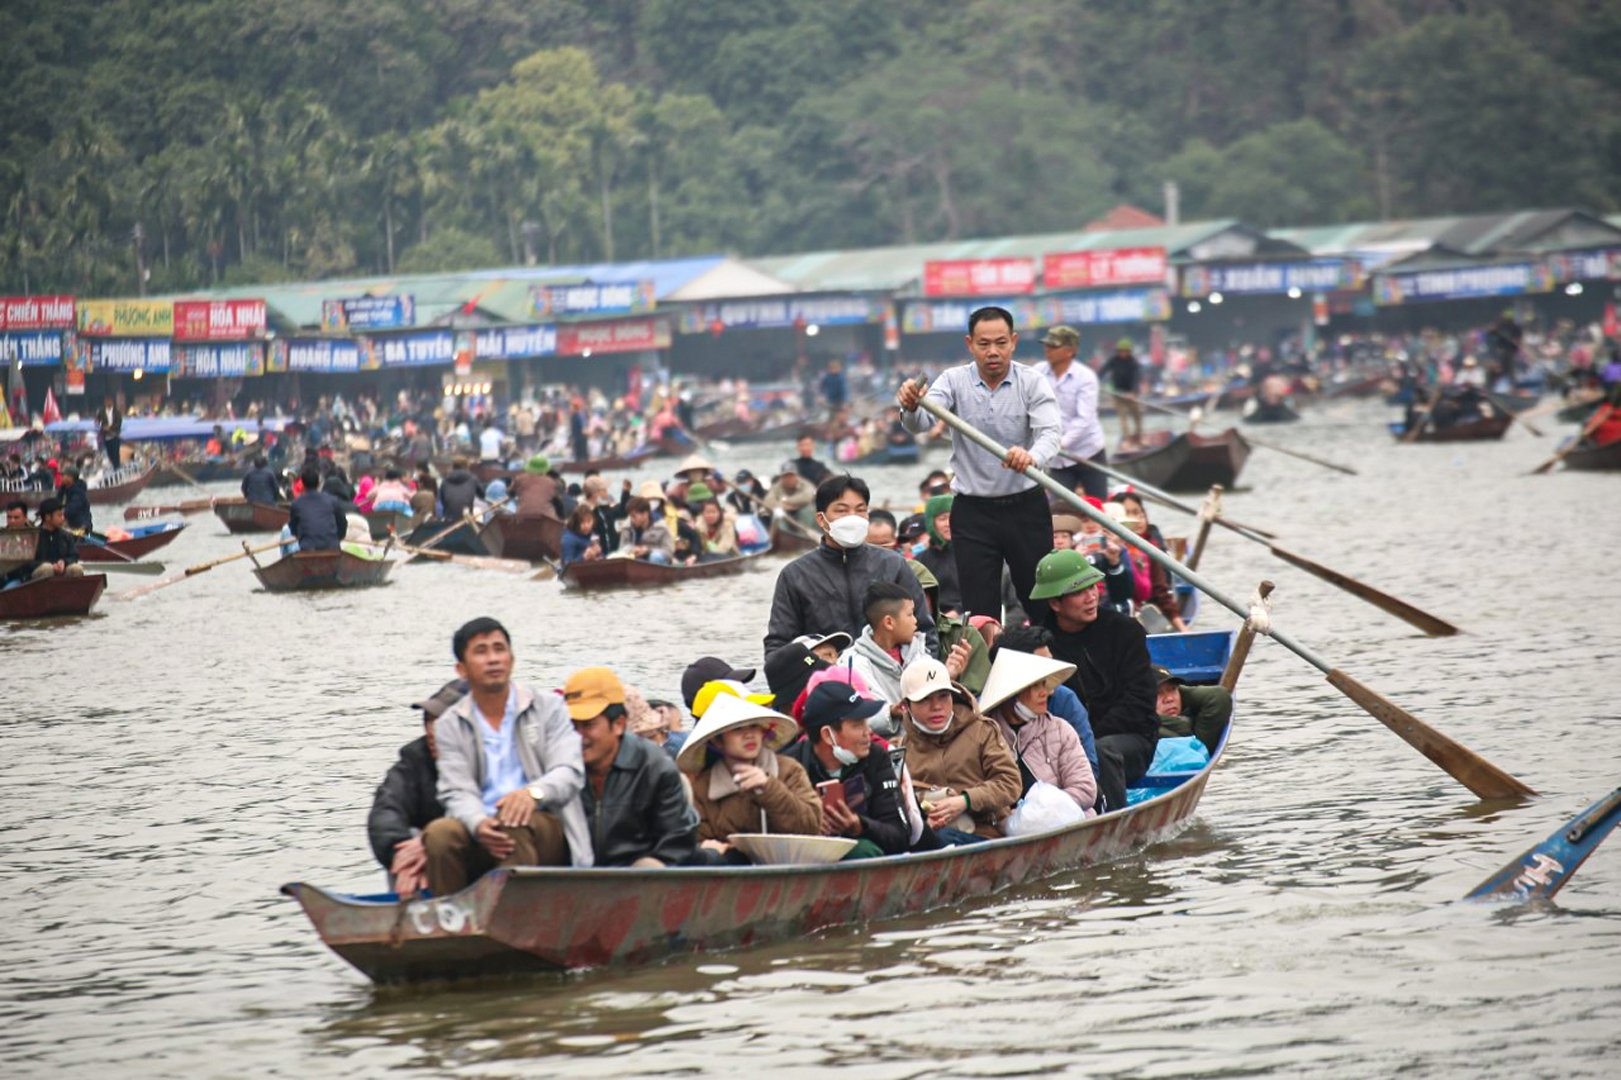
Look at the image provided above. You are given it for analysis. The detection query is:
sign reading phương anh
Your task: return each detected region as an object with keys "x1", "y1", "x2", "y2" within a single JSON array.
[
  {"x1": 173, "y1": 299, "x2": 267, "y2": 342},
  {"x1": 922, "y1": 258, "x2": 1036, "y2": 297},
  {"x1": 1044, "y1": 247, "x2": 1167, "y2": 290},
  {"x1": 533, "y1": 281, "x2": 656, "y2": 319},
  {"x1": 76, "y1": 298, "x2": 173, "y2": 337},
  {"x1": 321, "y1": 294, "x2": 416, "y2": 332},
  {"x1": 83, "y1": 337, "x2": 172, "y2": 372},
  {"x1": 0, "y1": 295, "x2": 76, "y2": 331}
]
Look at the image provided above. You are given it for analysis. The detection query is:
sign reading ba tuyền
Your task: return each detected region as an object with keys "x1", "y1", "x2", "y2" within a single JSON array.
[
  {"x1": 922, "y1": 258, "x2": 1036, "y2": 297},
  {"x1": 0, "y1": 295, "x2": 76, "y2": 331}
]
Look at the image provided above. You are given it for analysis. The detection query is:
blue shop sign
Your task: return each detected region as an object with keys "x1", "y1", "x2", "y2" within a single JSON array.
[
  {"x1": 0, "y1": 330, "x2": 65, "y2": 367},
  {"x1": 87, "y1": 338, "x2": 171, "y2": 372},
  {"x1": 473, "y1": 325, "x2": 559, "y2": 360}
]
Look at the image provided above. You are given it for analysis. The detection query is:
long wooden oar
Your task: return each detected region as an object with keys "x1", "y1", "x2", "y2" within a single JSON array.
[
  {"x1": 1085, "y1": 456, "x2": 1459, "y2": 636},
  {"x1": 350, "y1": 536, "x2": 531, "y2": 574},
  {"x1": 124, "y1": 497, "x2": 215, "y2": 521},
  {"x1": 116, "y1": 539, "x2": 284, "y2": 600},
  {"x1": 912, "y1": 389, "x2": 1532, "y2": 800},
  {"x1": 1482, "y1": 390, "x2": 1543, "y2": 437},
  {"x1": 405, "y1": 496, "x2": 513, "y2": 562},
  {"x1": 167, "y1": 462, "x2": 218, "y2": 497},
  {"x1": 1120, "y1": 392, "x2": 1358, "y2": 476},
  {"x1": 1403, "y1": 385, "x2": 1442, "y2": 443},
  {"x1": 1529, "y1": 403, "x2": 1612, "y2": 475}
]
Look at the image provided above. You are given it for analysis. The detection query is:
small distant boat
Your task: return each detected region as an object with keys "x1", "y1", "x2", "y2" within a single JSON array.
[
  {"x1": 1242, "y1": 400, "x2": 1300, "y2": 424},
  {"x1": 0, "y1": 572, "x2": 107, "y2": 619},
  {"x1": 556, "y1": 447, "x2": 659, "y2": 475},
  {"x1": 401, "y1": 518, "x2": 490, "y2": 557},
  {"x1": 1112, "y1": 429, "x2": 1250, "y2": 493},
  {"x1": 847, "y1": 442, "x2": 921, "y2": 467},
  {"x1": 560, "y1": 548, "x2": 769, "y2": 591},
  {"x1": 252, "y1": 549, "x2": 394, "y2": 592},
  {"x1": 214, "y1": 500, "x2": 290, "y2": 534},
  {"x1": 151, "y1": 459, "x2": 239, "y2": 486},
  {"x1": 78, "y1": 520, "x2": 187, "y2": 562},
  {"x1": 1387, "y1": 415, "x2": 1513, "y2": 443},
  {"x1": 361, "y1": 509, "x2": 414, "y2": 542},
  {"x1": 478, "y1": 513, "x2": 565, "y2": 562},
  {"x1": 5, "y1": 465, "x2": 157, "y2": 510},
  {"x1": 768, "y1": 516, "x2": 819, "y2": 554},
  {"x1": 728, "y1": 417, "x2": 823, "y2": 444}
]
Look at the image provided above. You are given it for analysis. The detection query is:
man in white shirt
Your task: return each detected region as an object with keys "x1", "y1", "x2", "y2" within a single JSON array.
[
  {"x1": 1034, "y1": 325, "x2": 1109, "y2": 500},
  {"x1": 478, "y1": 420, "x2": 505, "y2": 462}
]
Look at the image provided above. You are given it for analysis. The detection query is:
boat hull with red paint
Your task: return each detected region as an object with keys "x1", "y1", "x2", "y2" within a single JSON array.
[
  {"x1": 0, "y1": 572, "x2": 107, "y2": 618},
  {"x1": 252, "y1": 550, "x2": 393, "y2": 592},
  {"x1": 479, "y1": 513, "x2": 565, "y2": 562}
]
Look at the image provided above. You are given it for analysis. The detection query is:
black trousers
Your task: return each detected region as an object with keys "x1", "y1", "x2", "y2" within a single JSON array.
[
  {"x1": 1095, "y1": 731, "x2": 1156, "y2": 814},
  {"x1": 1049, "y1": 449, "x2": 1110, "y2": 501},
  {"x1": 104, "y1": 437, "x2": 122, "y2": 471},
  {"x1": 949, "y1": 486, "x2": 1053, "y2": 624}
]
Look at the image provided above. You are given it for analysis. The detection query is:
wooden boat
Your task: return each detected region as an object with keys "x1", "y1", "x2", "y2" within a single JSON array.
[
  {"x1": 78, "y1": 521, "x2": 186, "y2": 562},
  {"x1": 556, "y1": 447, "x2": 659, "y2": 475},
  {"x1": 1241, "y1": 400, "x2": 1300, "y2": 424},
  {"x1": 214, "y1": 499, "x2": 290, "y2": 533},
  {"x1": 848, "y1": 442, "x2": 921, "y2": 467},
  {"x1": 151, "y1": 459, "x2": 239, "y2": 486},
  {"x1": 560, "y1": 548, "x2": 769, "y2": 591},
  {"x1": 693, "y1": 417, "x2": 758, "y2": 440},
  {"x1": 252, "y1": 549, "x2": 394, "y2": 592},
  {"x1": 282, "y1": 630, "x2": 1234, "y2": 983},
  {"x1": 728, "y1": 417, "x2": 823, "y2": 444},
  {"x1": 1111, "y1": 428, "x2": 1250, "y2": 493},
  {"x1": 0, "y1": 572, "x2": 107, "y2": 619},
  {"x1": 478, "y1": 512, "x2": 564, "y2": 562},
  {"x1": 768, "y1": 516, "x2": 819, "y2": 554},
  {"x1": 1494, "y1": 390, "x2": 1542, "y2": 414},
  {"x1": 6, "y1": 465, "x2": 157, "y2": 510},
  {"x1": 1560, "y1": 438, "x2": 1621, "y2": 472},
  {"x1": 124, "y1": 498, "x2": 215, "y2": 521},
  {"x1": 402, "y1": 518, "x2": 490, "y2": 557},
  {"x1": 1387, "y1": 414, "x2": 1513, "y2": 442},
  {"x1": 362, "y1": 509, "x2": 415, "y2": 541}
]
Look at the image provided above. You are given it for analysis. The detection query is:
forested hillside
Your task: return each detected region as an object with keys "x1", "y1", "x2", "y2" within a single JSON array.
[{"x1": 3, "y1": 0, "x2": 1617, "y2": 294}]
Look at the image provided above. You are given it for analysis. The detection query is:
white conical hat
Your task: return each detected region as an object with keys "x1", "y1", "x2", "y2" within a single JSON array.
[
  {"x1": 675, "y1": 691, "x2": 800, "y2": 772},
  {"x1": 976, "y1": 649, "x2": 1077, "y2": 715},
  {"x1": 675, "y1": 453, "x2": 714, "y2": 476}
]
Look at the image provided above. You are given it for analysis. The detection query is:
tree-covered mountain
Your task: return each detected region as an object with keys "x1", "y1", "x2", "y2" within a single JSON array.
[{"x1": 3, "y1": 0, "x2": 1616, "y2": 295}]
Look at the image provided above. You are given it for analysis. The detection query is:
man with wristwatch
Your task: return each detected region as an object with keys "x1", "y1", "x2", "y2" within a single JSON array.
[{"x1": 423, "y1": 616, "x2": 591, "y2": 895}]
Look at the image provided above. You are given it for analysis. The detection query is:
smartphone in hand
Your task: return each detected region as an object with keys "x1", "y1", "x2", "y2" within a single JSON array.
[{"x1": 816, "y1": 779, "x2": 847, "y2": 812}]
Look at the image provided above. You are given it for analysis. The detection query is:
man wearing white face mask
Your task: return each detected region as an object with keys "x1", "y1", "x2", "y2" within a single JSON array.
[{"x1": 764, "y1": 474, "x2": 937, "y2": 662}]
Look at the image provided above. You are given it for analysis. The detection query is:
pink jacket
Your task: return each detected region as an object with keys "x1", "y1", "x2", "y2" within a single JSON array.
[{"x1": 991, "y1": 708, "x2": 1097, "y2": 815}]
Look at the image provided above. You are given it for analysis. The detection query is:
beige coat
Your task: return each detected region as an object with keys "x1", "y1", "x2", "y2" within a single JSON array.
[
  {"x1": 689, "y1": 750, "x2": 822, "y2": 840},
  {"x1": 897, "y1": 692, "x2": 1022, "y2": 835}
]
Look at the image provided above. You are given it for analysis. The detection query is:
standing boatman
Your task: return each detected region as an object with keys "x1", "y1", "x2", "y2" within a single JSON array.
[
  {"x1": 1099, "y1": 338, "x2": 1143, "y2": 449},
  {"x1": 897, "y1": 305, "x2": 1061, "y2": 626},
  {"x1": 1034, "y1": 325, "x2": 1109, "y2": 500}
]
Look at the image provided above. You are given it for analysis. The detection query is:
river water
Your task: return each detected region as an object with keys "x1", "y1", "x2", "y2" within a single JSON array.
[{"x1": 3, "y1": 398, "x2": 1618, "y2": 1078}]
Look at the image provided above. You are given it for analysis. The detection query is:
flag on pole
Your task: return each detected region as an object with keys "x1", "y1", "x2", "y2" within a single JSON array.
[{"x1": 42, "y1": 386, "x2": 61, "y2": 425}]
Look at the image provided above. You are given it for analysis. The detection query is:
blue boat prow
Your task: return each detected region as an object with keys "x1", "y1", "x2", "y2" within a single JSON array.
[{"x1": 1466, "y1": 786, "x2": 1621, "y2": 902}]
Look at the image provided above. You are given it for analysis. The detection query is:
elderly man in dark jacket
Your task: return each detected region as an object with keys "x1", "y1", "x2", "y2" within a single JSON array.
[
  {"x1": 563, "y1": 666, "x2": 697, "y2": 867},
  {"x1": 1032, "y1": 549, "x2": 1158, "y2": 814},
  {"x1": 368, "y1": 680, "x2": 464, "y2": 895},
  {"x1": 58, "y1": 467, "x2": 93, "y2": 533},
  {"x1": 764, "y1": 474, "x2": 936, "y2": 660},
  {"x1": 240, "y1": 456, "x2": 283, "y2": 505}
]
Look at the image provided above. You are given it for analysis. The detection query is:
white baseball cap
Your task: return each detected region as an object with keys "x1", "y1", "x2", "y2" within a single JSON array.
[{"x1": 900, "y1": 657, "x2": 957, "y2": 703}]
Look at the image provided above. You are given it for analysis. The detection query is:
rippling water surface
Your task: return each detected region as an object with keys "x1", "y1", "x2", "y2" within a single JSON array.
[{"x1": 4, "y1": 398, "x2": 1619, "y2": 1078}]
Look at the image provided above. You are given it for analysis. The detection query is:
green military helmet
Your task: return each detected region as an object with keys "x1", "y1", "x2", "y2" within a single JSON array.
[
  {"x1": 907, "y1": 556, "x2": 940, "y2": 594},
  {"x1": 525, "y1": 454, "x2": 551, "y2": 474},
  {"x1": 1115, "y1": 337, "x2": 1133, "y2": 351},
  {"x1": 1028, "y1": 548, "x2": 1104, "y2": 600}
]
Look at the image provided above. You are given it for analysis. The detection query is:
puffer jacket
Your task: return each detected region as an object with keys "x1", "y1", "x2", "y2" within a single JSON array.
[
  {"x1": 990, "y1": 707, "x2": 1097, "y2": 816},
  {"x1": 765, "y1": 541, "x2": 938, "y2": 658},
  {"x1": 895, "y1": 688, "x2": 1022, "y2": 835},
  {"x1": 688, "y1": 750, "x2": 821, "y2": 841},
  {"x1": 439, "y1": 468, "x2": 483, "y2": 519}
]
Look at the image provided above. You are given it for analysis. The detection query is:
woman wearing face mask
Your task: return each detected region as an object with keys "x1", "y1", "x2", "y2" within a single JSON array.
[
  {"x1": 894, "y1": 658, "x2": 1022, "y2": 843},
  {"x1": 977, "y1": 648, "x2": 1096, "y2": 816},
  {"x1": 677, "y1": 692, "x2": 822, "y2": 862},
  {"x1": 763, "y1": 475, "x2": 939, "y2": 658}
]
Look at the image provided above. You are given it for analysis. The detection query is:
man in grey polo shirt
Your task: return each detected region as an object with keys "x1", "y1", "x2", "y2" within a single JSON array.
[
  {"x1": 1035, "y1": 324, "x2": 1109, "y2": 501},
  {"x1": 897, "y1": 305, "x2": 1061, "y2": 626}
]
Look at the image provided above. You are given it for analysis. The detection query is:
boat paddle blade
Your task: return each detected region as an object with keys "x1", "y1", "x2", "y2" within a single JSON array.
[{"x1": 1466, "y1": 786, "x2": 1621, "y2": 902}]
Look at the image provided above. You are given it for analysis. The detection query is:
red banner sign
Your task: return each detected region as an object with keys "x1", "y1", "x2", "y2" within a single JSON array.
[
  {"x1": 922, "y1": 258, "x2": 1035, "y2": 297},
  {"x1": 554, "y1": 317, "x2": 670, "y2": 357},
  {"x1": 0, "y1": 295, "x2": 76, "y2": 331},
  {"x1": 1044, "y1": 247, "x2": 1167, "y2": 290},
  {"x1": 173, "y1": 299, "x2": 267, "y2": 342}
]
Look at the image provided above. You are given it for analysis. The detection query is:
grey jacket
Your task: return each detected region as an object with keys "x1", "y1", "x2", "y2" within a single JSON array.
[
  {"x1": 433, "y1": 683, "x2": 593, "y2": 867},
  {"x1": 840, "y1": 625, "x2": 931, "y2": 735}
]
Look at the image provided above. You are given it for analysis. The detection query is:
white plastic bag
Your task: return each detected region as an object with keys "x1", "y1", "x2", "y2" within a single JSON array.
[{"x1": 1002, "y1": 780, "x2": 1086, "y2": 837}]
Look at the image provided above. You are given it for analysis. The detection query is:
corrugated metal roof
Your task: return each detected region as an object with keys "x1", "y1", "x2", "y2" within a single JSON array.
[{"x1": 1276, "y1": 208, "x2": 1621, "y2": 262}]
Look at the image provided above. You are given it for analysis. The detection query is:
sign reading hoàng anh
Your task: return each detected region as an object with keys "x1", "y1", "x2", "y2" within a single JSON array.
[
  {"x1": 922, "y1": 258, "x2": 1036, "y2": 297},
  {"x1": 172, "y1": 299, "x2": 267, "y2": 342}
]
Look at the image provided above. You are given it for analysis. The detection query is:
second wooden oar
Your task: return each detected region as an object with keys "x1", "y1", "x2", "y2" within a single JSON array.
[
  {"x1": 913, "y1": 390, "x2": 1532, "y2": 800},
  {"x1": 1084, "y1": 457, "x2": 1459, "y2": 636},
  {"x1": 1529, "y1": 402, "x2": 1612, "y2": 475},
  {"x1": 115, "y1": 539, "x2": 284, "y2": 600},
  {"x1": 351, "y1": 536, "x2": 531, "y2": 575}
]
